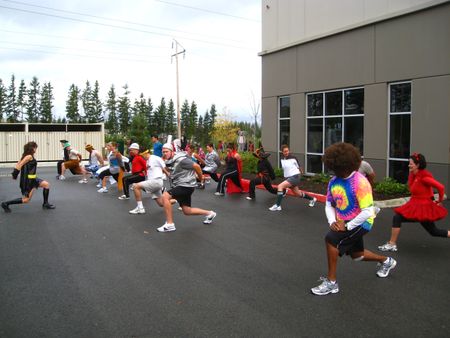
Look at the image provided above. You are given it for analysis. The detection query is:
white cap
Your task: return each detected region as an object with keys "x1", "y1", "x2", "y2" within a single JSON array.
[
  {"x1": 162, "y1": 143, "x2": 173, "y2": 151},
  {"x1": 129, "y1": 143, "x2": 139, "y2": 150}
]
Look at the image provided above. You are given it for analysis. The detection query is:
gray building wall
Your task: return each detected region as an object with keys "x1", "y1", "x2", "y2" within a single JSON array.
[{"x1": 261, "y1": 3, "x2": 450, "y2": 191}]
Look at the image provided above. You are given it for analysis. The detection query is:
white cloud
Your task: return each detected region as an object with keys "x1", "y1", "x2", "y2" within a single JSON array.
[{"x1": 0, "y1": 0, "x2": 261, "y2": 122}]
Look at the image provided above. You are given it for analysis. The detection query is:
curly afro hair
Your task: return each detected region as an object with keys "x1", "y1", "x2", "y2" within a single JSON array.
[{"x1": 322, "y1": 142, "x2": 362, "y2": 178}]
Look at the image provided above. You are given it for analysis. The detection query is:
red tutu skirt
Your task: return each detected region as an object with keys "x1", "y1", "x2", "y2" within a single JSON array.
[{"x1": 394, "y1": 197, "x2": 448, "y2": 222}]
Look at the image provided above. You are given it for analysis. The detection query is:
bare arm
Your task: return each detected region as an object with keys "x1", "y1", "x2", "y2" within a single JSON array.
[{"x1": 193, "y1": 163, "x2": 203, "y2": 181}]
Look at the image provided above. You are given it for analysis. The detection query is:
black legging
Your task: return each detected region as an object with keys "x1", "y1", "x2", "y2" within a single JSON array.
[
  {"x1": 216, "y1": 170, "x2": 242, "y2": 194},
  {"x1": 98, "y1": 169, "x2": 119, "y2": 183},
  {"x1": 393, "y1": 213, "x2": 448, "y2": 238},
  {"x1": 202, "y1": 169, "x2": 219, "y2": 182},
  {"x1": 122, "y1": 174, "x2": 145, "y2": 197},
  {"x1": 248, "y1": 176, "x2": 277, "y2": 199}
]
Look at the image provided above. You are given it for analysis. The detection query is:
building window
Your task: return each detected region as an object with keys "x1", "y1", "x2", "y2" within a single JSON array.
[
  {"x1": 388, "y1": 82, "x2": 411, "y2": 183},
  {"x1": 279, "y1": 96, "x2": 290, "y2": 148},
  {"x1": 306, "y1": 88, "x2": 364, "y2": 173}
]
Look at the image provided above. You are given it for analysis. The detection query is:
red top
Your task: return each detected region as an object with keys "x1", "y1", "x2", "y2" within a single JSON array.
[
  {"x1": 131, "y1": 155, "x2": 147, "y2": 177},
  {"x1": 394, "y1": 169, "x2": 447, "y2": 222}
]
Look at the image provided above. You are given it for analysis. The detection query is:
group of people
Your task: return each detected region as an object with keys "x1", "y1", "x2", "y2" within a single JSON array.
[{"x1": 2, "y1": 138, "x2": 449, "y2": 295}]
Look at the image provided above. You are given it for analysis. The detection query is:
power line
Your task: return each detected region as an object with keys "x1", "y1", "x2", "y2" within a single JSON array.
[
  {"x1": 1, "y1": 0, "x2": 252, "y2": 44},
  {"x1": 153, "y1": 0, "x2": 260, "y2": 22}
]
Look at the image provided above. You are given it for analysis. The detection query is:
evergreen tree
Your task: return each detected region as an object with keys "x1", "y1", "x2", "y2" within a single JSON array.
[
  {"x1": 65, "y1": 84, "x2": 81, "y2": 122},
  {"x1": 129, "y1": 109, "x2": 150, "y2": 150},
  {"x1": 153, "y1": 97, "x2": 167, "y2": 133},
  {"x1": 26, "y1": 77, "x2": 40, "y2": 122},
  {"x1": 197, "y1": 115, "x2": 204, "y2": 144},
  {"x1": 39, "y1": 82, "x2": 54, "y2": 122},
  {"x1": 6, "y1": 74, "x2": 20, "y2": 122},
  {"x1": 105, "y1": 85, "x2": 118, "y2": 135},
  {"x1": 187, "y1": 101, "x2": 198, "y2": 141},
  {"x1": 81, "y1": 80, "x2": 92, "y2": 122},
  {"x1": 209, "y1": 104, "x2": 217, "y2": 129},
  {"x1": 166, "y1": 99, "x2": 176, "y2": 135},
  {"x1": 17, "y1": 79, "x2": 27, "y2": 121},
  {"x1": 180, "y1": 99, "x2": 190, "y2": 138},
  {"x1": 0, "y1": 79, "x2": 6, "y2": 121},
  {"x1": 146, "y1": 98, "x2": 154, "y2": 134},
  {"x1": 90, "y1": 80, "x2": 103, "y2": 123},
  {"x1": 117, "y1": 84, "x2": 131, "y2": 135}
]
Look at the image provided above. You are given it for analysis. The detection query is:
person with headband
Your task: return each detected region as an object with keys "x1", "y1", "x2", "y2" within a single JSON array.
[
  {"x1": 2, "y1": 141, "x2": 55, "y2": 212},
  {"x1": 157, "y1": 143, "x2": 216, "y2": 232},
  {"x1": 311, "y1": 142, "x2": 396, "y2": 296},
  {"x1": 378, "y1": 152, "x2": 449, "y2": 252}
]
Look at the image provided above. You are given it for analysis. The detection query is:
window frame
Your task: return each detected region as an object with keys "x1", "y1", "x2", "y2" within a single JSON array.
[{"x1": 278, "y1": 96, "x2": 290, "y2": 165}]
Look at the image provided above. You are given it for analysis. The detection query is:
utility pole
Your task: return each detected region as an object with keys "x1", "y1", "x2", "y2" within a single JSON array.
[{"x1": 171, "y1": 39, "x2": 185, "y2": 140}]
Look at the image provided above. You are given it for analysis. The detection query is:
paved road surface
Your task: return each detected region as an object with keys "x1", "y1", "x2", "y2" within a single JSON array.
[{"x1": 1, "y1": 168, "x2": 449, "y2": 337}]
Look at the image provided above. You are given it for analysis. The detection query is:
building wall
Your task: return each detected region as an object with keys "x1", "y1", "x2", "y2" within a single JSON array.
[{"x1": 261, "y1": 2, "x2": 450, "y2": 191}]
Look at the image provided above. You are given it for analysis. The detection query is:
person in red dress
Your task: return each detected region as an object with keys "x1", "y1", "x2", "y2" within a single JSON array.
[{"x1": 378, "y1": 153, "x2": 449, "y2": 252}]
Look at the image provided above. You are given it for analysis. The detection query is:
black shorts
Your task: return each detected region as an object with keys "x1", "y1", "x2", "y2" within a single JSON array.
[
  {"x1": 22, "y1": 178, "x2": 43, "y2": 198},
  {"x1": 168, "y1": 186, "x2": 195, "y2": 207},
  {"x1": 325, "y1": 226, "x2": 369, "y2": 257}
]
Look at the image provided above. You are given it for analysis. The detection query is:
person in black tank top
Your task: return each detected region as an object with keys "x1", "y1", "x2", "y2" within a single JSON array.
[
  {"x1": 215, "y1": 143, "x2": 243, "y2": 195},
  {"x1": 2, "y1": 141, "x2": 55, "y2": 213}
]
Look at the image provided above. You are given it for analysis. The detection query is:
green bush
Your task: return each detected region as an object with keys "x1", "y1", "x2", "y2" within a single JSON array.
[
  {"x1": 239, "y1": 152, "x2": 258, "y2": 174},
  {"x1": 274, "y1": 167, "x2": 283, "y2": 178},
  {"x1": 311, "y1": 172, "x2": 331, "y2": 184},
  {"x1": 374, "y1": 177, "x2": 409, "y2": 195}
]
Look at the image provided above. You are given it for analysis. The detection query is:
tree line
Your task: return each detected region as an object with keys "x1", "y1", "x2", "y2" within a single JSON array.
[{"x1": 0, "y1": 74, "x2": 260, "y2": 149}]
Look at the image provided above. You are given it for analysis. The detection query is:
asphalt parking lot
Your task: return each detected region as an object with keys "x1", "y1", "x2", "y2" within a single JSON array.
[{"x1": 1, "y1": 167, "x2": 449, "y2": 337}]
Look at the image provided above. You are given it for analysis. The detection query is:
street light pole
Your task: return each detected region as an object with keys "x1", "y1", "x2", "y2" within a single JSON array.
[{"x1": 172, "y1": 40, "x2": 185, "y2": 140}]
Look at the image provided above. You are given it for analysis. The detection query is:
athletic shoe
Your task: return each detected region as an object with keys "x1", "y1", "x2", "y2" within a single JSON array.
[
  {"x1": 378, "y1": 242, "x2": 398, "y2": 252},
  {"x1": 214, "y1": 192, "x2": 224, "y2": 196},
  {"x1": 42, "y1": 203, "x2": 55, "y2": 209},
  {"x1": 97, "y1": 187, "x2": 108, "y2": 193},
  {"x1": 129, "y1": 207, "x2": 146, "y2": 214},
  {"x1": 203, "y1": 211, "x2": 217, "y2": 224},
  {"x1": 246, "y1": 196, "x2": 253, "y2": 200},
  {"x1": 118, "y1": 195, "x2": 129, "y2": 200},
  {"x1": 78, "y1": 179, "x2": 88, "y2": 184},
  {"x1": 157, "y1": 223, "x2": 176, "y2": 232},
  {"x1": 311, "y1": 277, "x2": 339, "y2": 296},
  {"x1": 55, "y1": 175, "x2": 60, "y2": 180},
  {"x1": 1, "y1": 202, "x2": 11, "y2": 213},
  {"x1": 269, "y1": 204, "x2": 282, "y2": 211},
  {"x1": 177, "y1": 206, "x2": 182, "y2": 211},
  {"x1": 96, "y1": 182, "x2": 102, "y2": 188},
  {"x1": 376, "y1": 257, "x2": 397, "y2": 278},
  {"x1": 374, "y1": 206, "x2": 381, "y2": 217},
  {"x1": 59, "y1": 175, "x2": 66, "y2": 180},
  {"x1": 196, "y1": 183, "x2": 205, "y2": 189},
  {"x1": 309, "y1": 197, "x2": 317, "y2": 207},
  {"x1": 205, "y1": 178, "x2": 211, "y2": 184},
  {"x1": 109, "y1": 177, "x2": 116, "y2": 185}
]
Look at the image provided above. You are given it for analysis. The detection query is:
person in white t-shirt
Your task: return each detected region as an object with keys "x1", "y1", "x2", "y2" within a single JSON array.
[{"x1": 129, "y1": 150, "x2": 171, "y2": 215}]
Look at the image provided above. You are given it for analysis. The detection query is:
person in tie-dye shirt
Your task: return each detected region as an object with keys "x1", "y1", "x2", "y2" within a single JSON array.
[{"x1": 311, "y1": 143, "x2": 397, "y2": 296}]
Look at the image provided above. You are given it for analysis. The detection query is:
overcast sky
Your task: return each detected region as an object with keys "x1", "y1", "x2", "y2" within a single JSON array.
[{"x1": 0, "y1": 0, "x2": 261, "y2": 122}]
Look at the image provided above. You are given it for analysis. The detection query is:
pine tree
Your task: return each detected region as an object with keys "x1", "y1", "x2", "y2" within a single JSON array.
[
  {"x1": 0, "y1": 79, "x2": 6, "y2": 122},
  {"x1": 154, "y1": 97, "x2": 167, "y2": 134},
  {"x1": 17, "y1": 79, "x2": 27, "y2": 121},
  {"x1": 146, "y1": 97, "x2": 154, "y2": 134},
  {"x1": 187, "y1": 101, "x2": 198, "y2": 141},
  {"x1": 105, "y1": 85, "x2": 118, "y2": 135},
  {"x1": 180, "y1": 99, "x2": 190, "y2": 138},
  {"x1": 117, "y1": 84, "x2": 131, "y2": 135},
  {"x1": 6, "y1": 74, "x2": 20, "y2": 122},
  {"x1": 129, "y1": 109, "x2": 150, "y2": 150},
  {"x1": 90, "y1": 80, "x2": 103, "y2": 123},
  {"x1": 39, "y1": 82, "x2": 54, "y2": 123},
  {"x1": 26, "y1": 77, "x2": 40, "y2": 122},
  {"x1": 66, "y1": 84, "x2": 81, "y2": 123},
  {"x1": 81, "y1": 80, "x2": 92, "y2": 122},
  {"x1": 166, "y1": 99, "x2": 176, "y2": 135}
]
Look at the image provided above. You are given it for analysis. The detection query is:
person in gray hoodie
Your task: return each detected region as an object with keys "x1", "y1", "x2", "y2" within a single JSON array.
[{"x1": 157, "y1": 143, "x2": 217, "y2": 233}]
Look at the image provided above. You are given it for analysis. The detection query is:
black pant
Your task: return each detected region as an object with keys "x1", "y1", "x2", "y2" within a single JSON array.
[
  {"x1": 216, "y1": 170, "x2": 242, "y2": 194},
  {"x1": 122, "y1": 174, "x2": 145, "y2": 197},
  {"x1": 248, "y1": 176, "x2": 277, "y2": 199},
  {"x1": 202, "y1": 169, "x2": 219, "y2": 182},
  {"x1": 393, "y1": 213, "x2": 448, "y2": 238}
]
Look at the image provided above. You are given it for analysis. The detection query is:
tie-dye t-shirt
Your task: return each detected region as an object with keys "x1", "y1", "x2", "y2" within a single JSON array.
[{"x1": 327, "y1": 171, "x2": 374, "y2": 230}]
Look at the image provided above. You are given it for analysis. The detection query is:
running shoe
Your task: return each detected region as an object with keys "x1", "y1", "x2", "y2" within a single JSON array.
[
  {"x1": 96, "y1": 182, "x2": 102, "y2": 188},
  {"x1": 246, "y1": 196, "x2": 253, "y2": 200},
  {"x1": 309, "y1": 197, "x2": 317, "y2": 207},
  {"x1": 157, "y1": 223, "x2": 176, "y2": 232},
  {"x1": 311, "y1": 277, "x2": 339, "y2": 296},
  {"x1": 203, "y1": 211, "x2": 217, "y2": 224},
  {"x1": 97, "y1": 187, "x2": 108, "y2": 193},
  {"x1": 129, "y1": 207, "x2": 146, "y2": 214},
  {"x1": 42, "y1": 203, "x2": 55, "y2": 209},
  {"x1": 269, "y1": 204, "x2": 282, "y2": 211},
  {"x1": 78, "y1": 179, "x2": 88, "y2": 184},
  {"x1": 214, "y1": 192, "x2": 224, "y2": 196},
  {"x1": 1, "y1": 202, "x2": 11, "y2": 213},
  {"x1": 118, "y1": 195, "x2": 129, "y2": 200},
  {"x1": 376, "y1": 257, "x2": 397, "y2": 278},
  {"x1": 378, "y1": 242, "x2": 398, "y2": 252},
  {"x1": 59, "y1": 175, "x2": 66, "y2": 180}
]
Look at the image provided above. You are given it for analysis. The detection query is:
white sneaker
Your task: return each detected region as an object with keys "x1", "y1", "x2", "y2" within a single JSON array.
[
  {"x1": 97, "y1": 187, "x2": 108, "y2": 193},
  {"x1": 214, "y1": 192, "x2": 224, "y2": 196},
  {"x1": 178, "y1": 206, "x2": 183, "y2": 211},
  {"x1": 309, "y1": 197, "x2": 317, "y2": 207},
  {"x1": 109, "y1": 177, "x2": 116, "y2": 185},
  {"x1": 157, "y1": 223, "x2": 176, "y2": 232},
  {"x1": 59, "y1": 175, "x2": 66, "y2": 180},
  {"x1": 246, "y1": 196, "x2": 253, "y2": 200},
  {"x1": 203, "y1": 211, "x2": 217, "y2": 224},
  {"x1": 118, "y1": 195, "x2": 129, "y2": 200},
  {"x1": 269, "y1": 204, "x2": 282, "y2": 211},
  {"x1": 96, "y1": 182, "x2": 102, "y2": 188},
  {"x1": 129, "y1": 207, "x2": 145, "y2": 214},
  {"x1": 376, "y1": 257, "x2": 397, "y2": 278},
  {"x1": 78, "y1": 179, "x2": 88, "y2": 184},
  {"x1": 378, "y1": 242, "x2": 398, "y2": 252}
]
